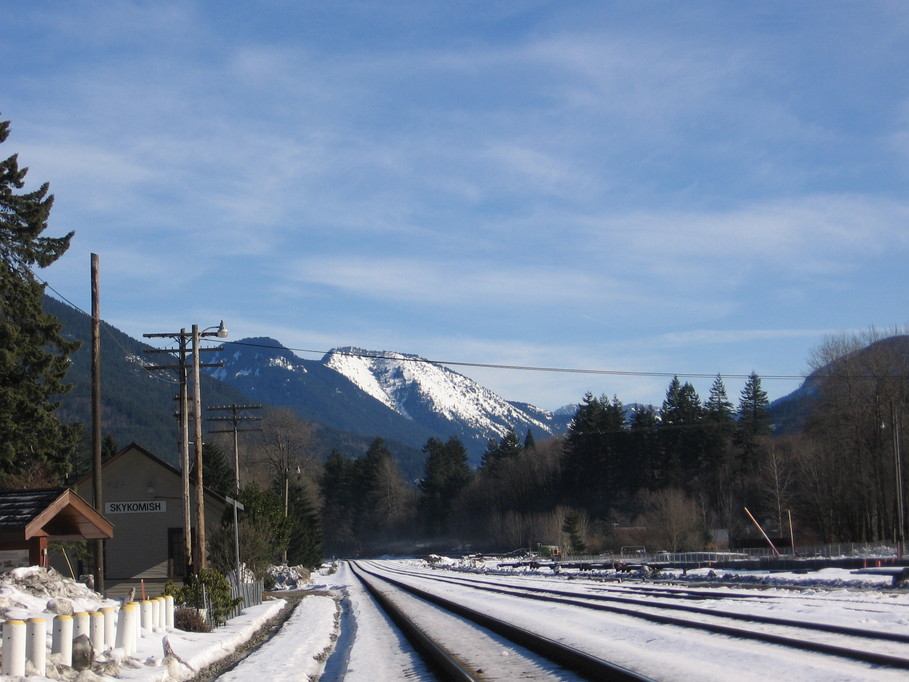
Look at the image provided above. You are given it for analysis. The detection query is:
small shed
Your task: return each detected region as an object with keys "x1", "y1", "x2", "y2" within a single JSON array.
[{"x1": 0, "y1": 489, "x2": 113, "y2": 571}]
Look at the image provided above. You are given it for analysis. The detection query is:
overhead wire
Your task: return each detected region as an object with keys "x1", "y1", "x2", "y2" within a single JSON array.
[
  {"x1": 219, "y1": 339, "x2": 808, "y2": 382},
  {"x1": 27, "y1": 266, "x2": 812, "y2": 385}
]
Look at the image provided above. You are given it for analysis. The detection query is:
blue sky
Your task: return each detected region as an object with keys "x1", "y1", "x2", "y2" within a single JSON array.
[{"x1": 4, "y1": 1, "x2": 909, "y2": 410}]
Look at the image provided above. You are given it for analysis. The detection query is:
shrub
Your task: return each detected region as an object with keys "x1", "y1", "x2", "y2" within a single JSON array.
[
  {"x1": 164, "y1": 568, "x2": 241, "y2": 627},
  {"x1": 174, "y1": 607, "x2": 211, "y2": 633}
]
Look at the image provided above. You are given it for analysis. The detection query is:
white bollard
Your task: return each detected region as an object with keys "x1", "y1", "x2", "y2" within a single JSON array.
[
  {"x1": 155, "y1": 597, "x2": 165, "y2": 629},
  {"x1": 52, "y1": 614, "x2": 73, "y2": 666},
  {"x1": 115, "y1": 603, "x2": 138, "y2": 655},
  {"x1": 2, "y1": 620, "x2": 26, "y2": 677},
  {"x1": 132, "y1": 602, "x2": 141, "y2": 650},
  {"x1": 73, "y1": 612, "x2": 90, "y2": 641},
  {"x1": 89, "y1": 611, "x2": 104, "y2": 653},
  {"x1": 26, "y1": 617, "x2": 46, "y2": 677},
  {"x1": 140, "y1": 600, "x2": 154, "y2": 632},
  {"x1": 101, "y1": 607, "x2": 116, "y2": 650},
  {"x1": 164, "y1": 595, "x2": 175, "y2": 629}
]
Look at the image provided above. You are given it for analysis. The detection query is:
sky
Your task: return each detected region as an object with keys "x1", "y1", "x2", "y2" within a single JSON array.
[{"x1": 4, "y1": 1, "x2": 909, "y2": 411}]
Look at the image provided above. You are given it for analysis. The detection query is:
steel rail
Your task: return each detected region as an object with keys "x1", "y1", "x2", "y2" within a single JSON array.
[
  {"x1": 378, "y1": 563, "x2": 909, "y2": 646},
  {"x1": 350, "y1": 561, "x2": 654, "y2": 682},
  {"x1": 349, "y1": 562, "x2": 478, "y2": 681},
  {"x1": 369, "y1": 562, "x2": 909, "y2": 670}
]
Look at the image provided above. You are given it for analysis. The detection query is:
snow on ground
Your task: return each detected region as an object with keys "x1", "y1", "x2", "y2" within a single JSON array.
[
  {"x1": 418, "y1": 553, "x2": 904, "y2": 589},
  {"x1": 215, "y1": 595, "x2": 337, "y2": 682},
  {"x1": 0, "y1": 565, "x2": 325, "y2": 682},
  {"x1": 1, "y1": 558, "x2": 907, "y2": 681},
  {"x1": 317, "y1": 561, "x2": 432, "y2": 681}
]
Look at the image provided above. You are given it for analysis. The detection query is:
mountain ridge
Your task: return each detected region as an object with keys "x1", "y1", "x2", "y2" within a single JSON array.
[{"x1": 209, "y1": 339, "x2": 573, "y2": 463}]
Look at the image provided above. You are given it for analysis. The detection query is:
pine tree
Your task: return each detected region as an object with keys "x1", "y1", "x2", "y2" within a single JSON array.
[
  {"x1": 735, "y1": 371, "x2": 772, "y2": 475},
  {"x1": 705, "y1": 375, "x2": 735, "y2": 425},
  {"x1": 0, "y1": 116, "x2": 79, "y2": 484},
  {"x1": 480, "y1": 429, "x2": 522, "y2": 471},
  {"x1": 701, "y1": 375, "x2": 736, "y2": 507},
  {"x1": 320, "y1": 450, "x2": 358, "y2": 555},
  {"x1": 562, "y1": 393, "x2": 626, "y2": 517},
  {"x1": 659, "y1": 377, "x2": 705, "y2": 490},
  {"x1": 523, "y1": 429, "x2": 536, "y2": 452},
  {"x1": 419, "y1": 436, "x2": 472, "y2": 536},
  {"x1": 629, "y1": 404, "x2": 661, "y2": 490},
  {"x1": 286, "y1": 478, "x2": 323, "y2": 569}
]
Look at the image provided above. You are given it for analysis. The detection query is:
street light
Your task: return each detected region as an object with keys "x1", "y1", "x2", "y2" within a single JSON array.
[{"x1": 144, "y1": 321, "x2": 227, "y2": 576}]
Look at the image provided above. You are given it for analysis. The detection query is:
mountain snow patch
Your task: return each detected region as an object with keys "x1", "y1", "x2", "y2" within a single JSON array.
[{"x1": 324, "y1": 348, "x2": 553, "y2": 438}]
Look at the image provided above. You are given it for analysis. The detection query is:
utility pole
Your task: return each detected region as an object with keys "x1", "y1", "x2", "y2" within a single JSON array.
[
  {"x1": 892, "y1": 402, "x2": 905, "y2": 561},
  {"x1": 192, "y1": 325, "x2": 206, "y2": 570},
  {"x1": 90, "y1": 254, "x2": 104, "y2": 593},
  {"x1": 208, "y1": 404, "x2": 262, "y2": 574},
  {"x1": 144, "y1": 322, "x2": 226, "y2": 576}
]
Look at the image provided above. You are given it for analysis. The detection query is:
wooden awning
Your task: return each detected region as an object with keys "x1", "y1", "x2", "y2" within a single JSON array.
[{"x1": 0, "y1": 489, "x2": 113, "y2": 542}]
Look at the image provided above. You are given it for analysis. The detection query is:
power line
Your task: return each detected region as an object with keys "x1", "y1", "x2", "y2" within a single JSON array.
[
  {"x1": 221, "y1": 339, "x2": 808, "y2": 382},
  {"x1": 31, "y1": 267, "x2": 809, "y2": 384}
]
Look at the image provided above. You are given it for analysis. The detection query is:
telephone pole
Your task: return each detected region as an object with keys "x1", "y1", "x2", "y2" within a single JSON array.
[
  {"x1": 144, "y1": 321, "x2": 227, "y2": 576},
  {"x1": 208, "y1": 404, "x2": 262, "y2": 574},
  {"x1": 90, "y1": 254, "x2": 104, "y2": 593}
]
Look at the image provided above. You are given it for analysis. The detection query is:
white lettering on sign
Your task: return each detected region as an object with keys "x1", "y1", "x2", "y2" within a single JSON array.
[{"x1": 104, "y1": 500, "x2": 166, "y2": 514}]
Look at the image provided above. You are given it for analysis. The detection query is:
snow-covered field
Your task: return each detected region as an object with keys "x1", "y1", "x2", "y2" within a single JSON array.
[{"x1": 1, "y1": 558, "x2": 907, "y2": 680}]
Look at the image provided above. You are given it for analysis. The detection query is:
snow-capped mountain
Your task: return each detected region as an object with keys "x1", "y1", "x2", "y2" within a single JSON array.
[
  {"x1": 325, "y1": 347, "x2": 566, "y2": 446},
  {"x1": 208, "y1": 339, "x2": 571, "y2": 464}
]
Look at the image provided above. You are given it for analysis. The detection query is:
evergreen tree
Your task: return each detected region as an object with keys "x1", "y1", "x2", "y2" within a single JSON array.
[
  {"x1": 320, "y1": 450, "x2": 358, "y2": 555},
  {"x1": 561, "y1": 393, "x2": 626, "y2": 517},
  {"x1": 629, "y1": 404, "x2": 661, "y2": 491},
  {"x1": 523, "y1": 429, "x2": 536, "y2": 451},
  {"x1": 419, "y1": 436, "x2": 472, "y2": 536},
  {"x1": 705, "y1": 375, "x2": 735, "y2": 425},
  {"x1": 561, "y1": 510, "x2": 587, "y2": 554},
  {"x1": 735, "y1": 371, "x2": 772, "y2": 475},
  {"x1": 285, "y1": 478, "x2": 323, "y2": 569},
  {"x1": 659, "y1": 377, "x2": 705, "y2": 490},
  {"x1": 480, "y1": 429, "x2": 522, "y2": 471},
  {"x1": 701, "y1": 374, "x2": 736, "y2": 506},
  {"x1": 227, "y1": 482, "x2": 293, "y2": 576},
  {"x1": 0, "y1": 116, "x2": 79, "y2": 484},
  {"x1": 354, "y1": 438, "x2": 409, "y2": 538},
  {"x1": 197, "y1": 442, "x2": 235, "y2": 498}
]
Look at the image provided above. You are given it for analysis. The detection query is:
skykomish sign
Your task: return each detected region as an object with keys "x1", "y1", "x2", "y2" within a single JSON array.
[{"x1": 105, "y1": 500, "x2": 166, "y2": 514}]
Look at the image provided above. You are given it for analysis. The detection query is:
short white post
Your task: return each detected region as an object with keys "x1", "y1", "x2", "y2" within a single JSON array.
[
  {"x1": 73, "y1": 612, "x2": 90, "y2": 641},
  {"x1": 89, "y1": 611, "x2": 105, "y2": 653},
  {"x1": 164, "y1": 595, "x2": 175, "y2": 629},
  {"x1": 2, "y1": 620, "x2": 26, "y2": 677},
  {"x1": 101, "y1": 606, "x2": 116, "y2": 650},
  {"x1": 140, "y1": 600, "x2": 154, "y2": 632},
  {"x1": 133, "y1": 602, "x2": 141, "y2": 650},
  {"x1": 26, "y1": 617, "x2": 46, "y2": 677},
  {"x1": 115, "y1": 603, "x2": 137, "y2": 655},
  {"x1": 52, "y1": 614, "x2": 73, "y2": 666}
]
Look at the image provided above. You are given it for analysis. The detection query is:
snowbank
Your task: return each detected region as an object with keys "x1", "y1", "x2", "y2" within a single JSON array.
[{"x1": 0, "y1": 567, "x2": 290, "y2": 681}]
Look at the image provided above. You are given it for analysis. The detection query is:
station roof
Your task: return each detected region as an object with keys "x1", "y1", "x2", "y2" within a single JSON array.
[{"x1": 0, "y1": 489, "x2": 113, "y2": 542}]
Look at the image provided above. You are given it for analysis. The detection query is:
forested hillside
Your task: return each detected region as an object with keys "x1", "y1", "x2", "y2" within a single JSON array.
[{"x1": 320, "y1": 331, "x2": 909, "y2": 557}]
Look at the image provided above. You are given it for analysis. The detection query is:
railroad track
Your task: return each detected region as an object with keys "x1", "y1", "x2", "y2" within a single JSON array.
[
  {"x1": 349, "y1": 561, "x2": 654, "y2": 681},
  {"x1": 359, "y1": 560, "x2": 909, "y2": 676}
]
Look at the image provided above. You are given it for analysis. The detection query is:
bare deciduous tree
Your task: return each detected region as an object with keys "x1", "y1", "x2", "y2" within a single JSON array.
[{"x1": 639, "y1": 488, "x2": 705, "y2": 553}]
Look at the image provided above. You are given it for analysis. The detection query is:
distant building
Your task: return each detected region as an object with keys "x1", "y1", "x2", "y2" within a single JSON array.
[{"x1": 64, "y1": 443, "x2": 226, "y2": 599}]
